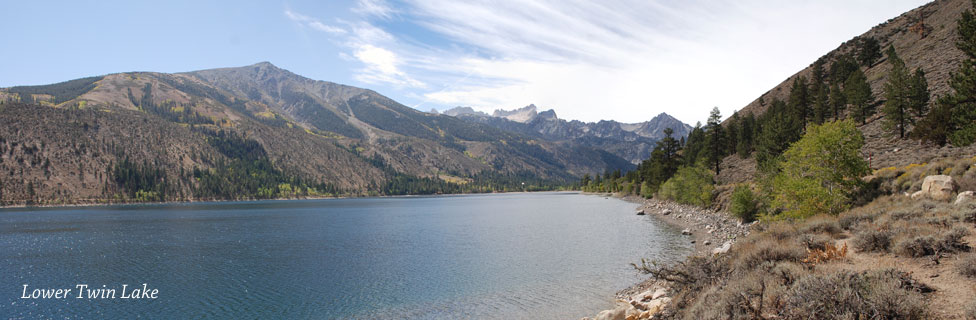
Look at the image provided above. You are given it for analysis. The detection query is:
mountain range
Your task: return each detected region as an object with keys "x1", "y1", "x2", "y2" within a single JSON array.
[
  {"x1": 0, "y1": 63, "x2": 688, "y2": 205},
  {"x1": 442, "y1": 104, "x2": 691, "y2": 164}
]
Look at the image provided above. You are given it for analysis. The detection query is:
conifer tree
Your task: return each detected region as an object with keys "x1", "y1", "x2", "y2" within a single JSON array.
[
  {"x1": 856, "y1": 37, "x2": 882, "y2": 67},
  {"x1": 788, "y1": 76, "x2": 811, "y2": 127},
  {"x1": 946, "y1": 0, "x2": 976, "y2": 145},
  {"x1": 829, "y1": 82, "x2": 846, "y2": 121},
  {"x1": 705, "y1": 107, "x2": 727, "y2": 174},
  {"x1": 727, "y1": 112, "x2": 740, "y2": 155},
  {"x1": 683, "y1": 122, "x2": 706, "y2": 166},
  {"x1": 845, "y1": 69, "x2": 873, "y2": 124},
  {"x1": 756, "y1": 99, "x2": 802, "y2": 171},
  {"x1": 811, "y1": 59, "x2": 830, "y2": 124},
  {"x1": 882, "y1": 46, "x2": 911, "y2": 138},
  {"x1": 908, "y1": 69, "x2": 930, "y2": 119},
  {"x1": 737, "y1": 112, "x2": 755, "y2": 158}
]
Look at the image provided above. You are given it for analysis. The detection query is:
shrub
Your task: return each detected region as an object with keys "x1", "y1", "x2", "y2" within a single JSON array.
[
  {"x1": 854, "y1": 229, "x2": 893, "y2": 253},
  {"x1": 958, "y1": 254, "x2": 976, "y2": 278},
  {"x1": 940, "y1": 226, "x2": 971, "y2": 252},
  {"x1": 730, "y1": 184, "x2": 760, "y2": 222},
  {"x1": 639, "y1": 181, "x2": 654, "y2": 199},
  {"x1": 800, "y1": 216, "x2": 842, "y2": 235},
  {"x1": 657, "y1": 165, "x2": 714, "y2": 207},
  {"x1": 734, "y1": 238, "x2": 807, "y2": 271},
  {"x1": 801, "y1": 233, "x2": 833, "y2": 251},
  {"x1": 895, "y1": 226, "x2": 970, "y2": 257},
  {"x1": 783, "y1": 270, "x2": 928, "y2": 319},
  {"x1": 839, "y1": 209, "x2": 879, "y2": 230},
  {"x1": 968, "y1": 301, "x2": 976, "y2": 320},
  {"x1": 770, "y1": 120, "x2": 869, "y2": 219},
  {"x1": 896, "y1": 235, "x2": 938, "y2": 257},
  {"x1": 954, "y1": 207, "x2": 976, "y2": 224}
]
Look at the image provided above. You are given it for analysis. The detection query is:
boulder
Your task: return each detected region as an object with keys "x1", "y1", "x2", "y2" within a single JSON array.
[
  {"x1": 595, "y1": 300, "x2": 633, "y2": 320},
  {"x1": 662, "y1": 209, "x2": 671, "y2": 215},
  {"x1": 681, "y1": 229, "x2": 692, "y2": 235},
  {"x1": 955, "y1": 191, "x2": 976, "y2": 205},
  {"x1": 712, "y1": 241, "x2": 733, "y2": 255},
  {"x1": 651, "y1": 288, "x2": 667, "y2": 300},
  {"x1": 636, "y1": 209, "x2": 645, "y2": 216},
  {"x1": 919, "y1": 175, "x2": 957, "y2": 201}
]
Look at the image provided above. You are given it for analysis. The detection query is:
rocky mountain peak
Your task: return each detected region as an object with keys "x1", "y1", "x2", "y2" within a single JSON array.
[{"x1": 493, "y1": 104, "x2": 538, "y2": 123}]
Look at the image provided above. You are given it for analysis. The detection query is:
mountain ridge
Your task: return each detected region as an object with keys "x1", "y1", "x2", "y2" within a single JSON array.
[
  {"x1": 443, "y1": 105, "x2": 692, "y2": 164},
  {"x1": 0, "y1": 62, "x2": 640, "y2": 205}
]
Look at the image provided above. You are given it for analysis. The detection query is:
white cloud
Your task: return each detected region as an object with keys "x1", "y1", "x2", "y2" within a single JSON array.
[
  {"x1": 399, "y1": 0, "x2": 928, "y2": 124},
  {"x1": 353, "y1": 44, "x2": 425, "y2": 88},
  {"x1": 353, "y1": 0, "x2": 395, "y2": 20},
  {"x1": 295, "y1": 0, "x2": 931, "y2": 124},
  {"x1": 284, "y1": 9, "x2": 346, "y2": 34}
]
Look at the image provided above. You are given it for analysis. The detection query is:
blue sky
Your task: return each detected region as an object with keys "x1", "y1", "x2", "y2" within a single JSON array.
[{"x1": 0, "y1": 0, "x2": 930, "y2": 124}]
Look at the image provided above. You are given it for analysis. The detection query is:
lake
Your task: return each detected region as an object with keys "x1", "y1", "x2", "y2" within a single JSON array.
[{"x1": 0, "y1": 192, "x2": 692, "y2": 319}]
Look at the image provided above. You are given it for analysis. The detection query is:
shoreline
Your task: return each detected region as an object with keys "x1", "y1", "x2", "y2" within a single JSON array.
[
  {"x1": 0, "y1": 190, "x2": 575, "y2": 210},
  {"x1": 581, "y1": 193, "x2": 753, "y2": 320}
]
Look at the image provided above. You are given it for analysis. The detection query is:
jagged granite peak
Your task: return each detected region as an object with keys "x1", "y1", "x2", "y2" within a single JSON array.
[
  {"x1": 493, "y1": 104, "x2": 538, "y2": 123},
  {"x1": 536, "y1": 109, "x2": 558, "y2": 121},
  {"x1": 448, "y1": 106, "x2": 691, "y2": 164},
  {"x1": 443, "y1": 106, "x2": 489, "y2": 117}
]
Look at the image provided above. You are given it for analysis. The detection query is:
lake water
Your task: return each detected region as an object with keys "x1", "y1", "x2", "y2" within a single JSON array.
[{"x1": 0, "y1": 192, "x2": 692, "y2": 319}]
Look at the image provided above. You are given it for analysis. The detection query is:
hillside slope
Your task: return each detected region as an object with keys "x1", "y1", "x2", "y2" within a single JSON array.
[
  {"x1": 0, "y1": 63, "x2": 637, "y2": 205},
  {"x1": 719, "y1": 0, "x2": 976, "y2": 185}
]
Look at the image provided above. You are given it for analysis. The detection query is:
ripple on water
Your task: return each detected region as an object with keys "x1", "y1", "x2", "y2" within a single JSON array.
[{"x1": 0, "y1": 193, "x2": 692, "y2": 319}]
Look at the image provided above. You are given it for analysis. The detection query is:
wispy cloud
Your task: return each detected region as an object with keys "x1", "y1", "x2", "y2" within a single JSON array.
[
  {"x1": 285, "y1": 7, "x2": 424, "y2": 89},
  {"x1": 353, "y1": 0, "x2": 395, "y2": 20},
  {"x1": 284, "y1": 9, "x2": 346, "y2": 34},
  {"x1": 290, "y1": 0, "x2": 930, "y2": 123}
]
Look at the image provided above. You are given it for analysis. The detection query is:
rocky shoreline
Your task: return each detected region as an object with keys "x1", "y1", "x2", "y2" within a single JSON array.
[{"x1": 582, "y1": 194, "x2": 753, "y2": 320}]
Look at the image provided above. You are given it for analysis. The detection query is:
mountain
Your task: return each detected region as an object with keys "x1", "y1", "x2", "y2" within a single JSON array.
[
  {"x1": 718, "y1": 0, "x2": 976, "y2": 184},
  {"x1": 443, "y1": 104, "x2": 692, "y2": 164},
  {"x1": 0, "y1": 62, "x2": 636, "y2": 205}
]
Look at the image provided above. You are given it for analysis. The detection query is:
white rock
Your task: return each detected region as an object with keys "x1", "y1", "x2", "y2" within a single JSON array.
[
  {"x1": 911, "y1": 190, "x2": 926, "y2": 201},
  {"x1": 651, "y1": 288, "x2": 667, "y2": 300},
  {"x1": 920, "y1": 175, "x2": 957, "y2": 202},
  {"x1": 681, "y1": 229, "x2": 692, "y2": 235},
  {"x1": 712, "y1": 241, "x2": 733, "y2": 255},
  {"x1": 955, "y1": 191, "x2": 976, "y2": 205}
]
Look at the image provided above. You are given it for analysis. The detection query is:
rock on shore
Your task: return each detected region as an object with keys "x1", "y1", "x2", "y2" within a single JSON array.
[{"x1": 583, "y1": 196, "x2": 754, "y2": 319}]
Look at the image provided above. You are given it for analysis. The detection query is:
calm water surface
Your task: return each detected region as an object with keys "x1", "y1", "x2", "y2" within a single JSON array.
[{"x1": 0, "y1": 192, "x2": 692, "y2": 319}]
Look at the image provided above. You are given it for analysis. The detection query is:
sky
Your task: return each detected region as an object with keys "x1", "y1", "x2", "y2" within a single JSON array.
[{"x1": 0, "y1": 0, "x2": 931, "y2": 125}]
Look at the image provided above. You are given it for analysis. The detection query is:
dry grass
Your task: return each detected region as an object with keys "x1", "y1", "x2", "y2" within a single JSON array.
[{"x1": 650, "y1": 191, "x2": 976, "y2": 319}]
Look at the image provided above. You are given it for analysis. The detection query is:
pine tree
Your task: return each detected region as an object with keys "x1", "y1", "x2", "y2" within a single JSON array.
[
  {"x1": 921, "y1": 0, "x2": 976, "y2": 146},
  {"x1": 845, "y1": 69, "x2": 873, "y2": 124},
  {"x1": 882, "y1": 46, "x2": 911, "y2": 138},
  {"x1": 683, "y1": 122, "x2": 706, "y2": 166},
  {"x1": 788, "y1": 76, "x2": 811, "y2": 127},
  {"x1": 727, "y1": 112, "x2": 740, "y2": 155},
  {"x1": 829, "y1": 82, "x2": 846, "y2": 121},
  {"x1": 908, "y1": 69, "x2": 930, "y2": 119},
  {"x1": 756, "y1": 99, "x2": 802, "y2": 171},
  {"x1": 705, "y1": 107, "x2": 727, "y2": 174},
  {"x1": 811, "y1": 59, "x2": 830, "y2": 124},
  {"x1": 856, "y1": 37, "x2": 882, "y2": 67},
  {"x1": 737, "y1": 112, "x2": 755, "y2": 158}
]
